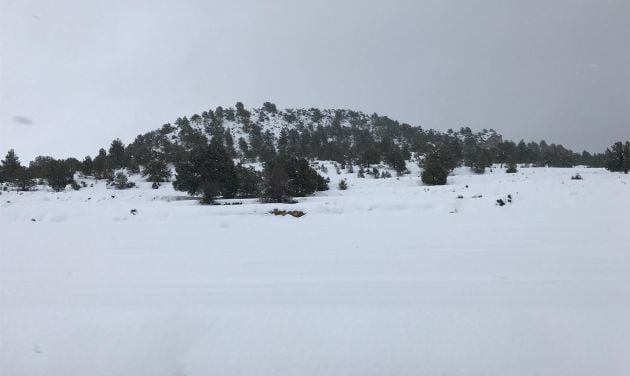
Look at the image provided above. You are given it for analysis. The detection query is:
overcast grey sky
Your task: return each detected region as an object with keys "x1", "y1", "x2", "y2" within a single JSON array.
[{"x1": 1, "y1": 0, "x2": 629, "y2": 161}]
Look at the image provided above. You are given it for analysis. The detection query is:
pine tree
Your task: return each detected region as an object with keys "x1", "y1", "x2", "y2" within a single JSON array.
[
  {"x1": 470, "y1": 146, "x2": 493, "y2": 174},
  {"x1": 259, "y1": 130, "x2": 277, "y2": 162},
  {"x1": 606, "y1": 141, "x2": 630, "y2": 173},
  {"x1": 1, "y1": 149, "x2": 21, "y2": 184},
  {"x1": 235, "y1": 101, "x2": 249, "y2": 118},
  {"x1": 262, "y1": 102, "x2": 277, "y2": 113},
  {"x1": 113, "y1": 172, "x2": 130, "y2": 189},
  {"x1": 361, "y1": 147, "x2": 380, "y2": 167},
  {"x1": 108, "y1": 139, "x2": 127, "y2": 169},
  {"x1": 235, "y1": 164, "x2": 263, "y2": 198},
  {"x1": 173, "y1": 144, "x2": 238, "y2": 204},
  {"x1": 224, "y1": 129, "x2": 236, "y2": 158},
  {"x1": 15, "y1": 167, "x2": 35, "y2": 191},
  {"x1": 278, "y1": 128, "x2": 289, "y2": 155},
  {"x1": 45, "y1": 159, "x2": 75, "y2": 192},
  {"x1": 224, "y1": 108, "x2": 236, "y2": 121},
  {"x1": 81, "y1": 156, "x2": 94, "y2": 176},
  {"x1": 516, "y1": 140, "x2": 531, "y2": 163},
  {"x1": 261, "y1": 156, "x2": 328, "y2": 203},
  {"x1": 506, "y1": 161, "x2": 518, "y2": 173},
  {"x1": 238, "y1": 137, "x2": 250, "y2": 160},
  {"x1": 28, "y1": 156, "x2": 54, "y2": 179},
  {"x1": 338, "y1": 179, "x2": 348, "y2": 190},
  {"x1": 93, "y1": 149, "x2": 113, "y2": 179},
  {"x1": 127, "y1": 157, "x2": 140, "y2": 174},
  {"x1": 142, "y1": 153, "x2": 171, "y2": 183},
  {"x1": 421, "y1": 146, "x2": 453, "y2": 185},
  {"x1": 384, "y1": 145, "x2": 407, "y2": 174}
]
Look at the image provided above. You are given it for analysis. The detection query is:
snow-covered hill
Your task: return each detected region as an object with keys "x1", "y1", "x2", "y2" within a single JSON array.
[{"x1": 2, "y1": 165, "x2": 629, "y2": 375}]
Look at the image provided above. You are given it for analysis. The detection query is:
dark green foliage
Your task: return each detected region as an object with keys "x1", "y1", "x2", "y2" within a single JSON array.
[
  {"x1": 605, "y1": 141, "x2": 630, "y2": 173},
  {"x1": 421, "y1": 146, "x2": 453, "y2": 186},
  {"x1": 338, "y1": 179, "x2": 348, "y2": 190},
  {"x1": 108, "y1": 139, "x2": 127, "y2": 169},
  {"x1": 470, "y1": 146, "x2": 493, "y2": 174},
  {"x1": 64, "y1": 158, "x2": 82, "y2": 173},
  {"x1": 224, "y1": 108, "x2": 235, "y2": 122},
  {"x1": 81, "y1": 156, "x2": 94, "y2": 176},
  {"x1": 361, "y1": 147, "x2": 380, "y2": 167},
  {"x1": 45, "y1": 159, "x2": 75, "y2": 192},
  {"x1": 238, "y1": 137, "x2": 251, "y2": 160},
  {"x1": 127, "y1": 157, "x2": 140, "y2": 174},
  {"x1": 28, "y1": 156, "x2": 55, "y2": 179},
  {"x1": 235, "y1": 102, "x2": 250, "y2": 118},
  {"x1": 173, "y1": 144, "x2": 238, "y2": 204},
  {"x1": 277, "y1": 128, "x2": 289, "y2": 155},
  {"x1": 224, "y1": 129, "x2": 236, "y2": 158},
  {"x1": 142, "y1": 153, "x2": 171, "y2": 183},
  {"x1": 506, "y1": 162, "x2": 518, "y2": 173},
  {"x1": 495, "y1": 141, "x2": 517, "y2": 167},
  {"x1": 261, "y1": 156, "x2": 328, "y2": 203},
  {"x1": 235, "y1": 164, "x2": 263, "y2": 198},
  {"x1": 113, "y1": 172, "x2": 128, "y2": 189},
  {"x1": 70, "y1": 180, "x2": 81, "y2": 190},
  {"x1": 259, "y1": 130, "x2": 277, "y2": 162},
  {"x1": 383, "y1": 145, "x2": 407, "y2": 174},
  {"x1": 93, "y1": 148, "x2": 113, "y2": 179},
  {"x1": 177, "y1": 117, "x2": 208, "y2": 151},
  {"x1": 318, "y1": 176, "x2": 330, "y2": 191},
  {"x1": 15, "y1": 167, "x2": 36, "y2": 191},
  {"x1": 1, "y1": 149, "x2": 21, "y2": 183},
  {"x1": 126, "y1": 129, "x2": 176, "y2": 167},
  {"x1": 443, "y1": 138, "x2": 463, "y2": 169},
  {"x1": 262, "y1": 102, "x2": 277, "y2": 113},
  {"x1": 516, "y1": 140, "x2": 532, "y2": 163}
]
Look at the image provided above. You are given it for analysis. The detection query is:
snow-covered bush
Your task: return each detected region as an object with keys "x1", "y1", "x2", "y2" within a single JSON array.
[
  {"x1": 506, "y1": 162, "x2": 518, "y2": 173},
  {"x1": 338, "y1": 179, "x2": 348, "y2": 190},
  {"x1": 112, "y1": 172, "x2": 135, "y2": 189}
]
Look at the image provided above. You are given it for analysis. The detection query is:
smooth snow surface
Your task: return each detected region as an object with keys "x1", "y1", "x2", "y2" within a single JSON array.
[{"x1": 1, "y1": 165, "x2": 629, "y2": 375}]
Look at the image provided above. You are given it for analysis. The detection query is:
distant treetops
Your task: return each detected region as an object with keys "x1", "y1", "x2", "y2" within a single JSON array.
[{"x1": 1, "y1": 102, "x2": 627, "y2": 199}]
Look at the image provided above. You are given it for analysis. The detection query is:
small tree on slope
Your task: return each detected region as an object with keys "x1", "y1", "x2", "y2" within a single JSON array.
[
  {"x1": 1, "y1": 149, "x2": 21, "y2": 184},
  {"x1": 421, "y1": 146, "x2": 453, "y2": 186}
]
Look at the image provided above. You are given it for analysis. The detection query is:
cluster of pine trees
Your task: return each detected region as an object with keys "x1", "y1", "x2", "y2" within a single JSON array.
[
  {"x1": 419, "y1": 137, "x2": 629, "y2": 185},
  {"x1": 1, "y1": 102, "x2": 627, "y2": 196},
  {"x1": 604, "y1": 141, "x2": 630, "y2": 174},
  {"x1": 0, "y1": 150, "x2": 78, "y2": 192},
  {"x1": 172, "y1": 141, "x2": 329, "y2": 204},
  {"x1": 0, "y1": 144, "x2": 329, "y2": 204}
]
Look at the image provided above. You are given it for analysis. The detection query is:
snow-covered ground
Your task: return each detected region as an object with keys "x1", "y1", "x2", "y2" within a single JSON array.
[{"x1": 1, "y1": 165, "x2": 629, "y2": 375}]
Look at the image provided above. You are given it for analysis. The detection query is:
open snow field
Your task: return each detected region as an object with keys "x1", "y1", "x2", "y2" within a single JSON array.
[{"x1": 1, "y1": 165, "x2": 629, "y2": 375}]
